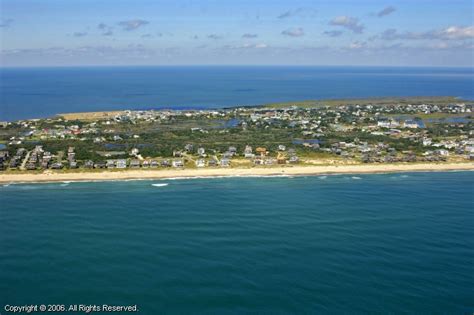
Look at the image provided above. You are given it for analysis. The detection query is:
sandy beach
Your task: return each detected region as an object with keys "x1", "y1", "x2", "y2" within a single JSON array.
[{"x1": 1, "y1": 162, "x2": 473, "y2": 183}]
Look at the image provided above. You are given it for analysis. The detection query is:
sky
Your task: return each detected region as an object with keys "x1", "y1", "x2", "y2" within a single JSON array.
[{"x1": 0, "y1": 0, "x2": 473, "y2": 67}]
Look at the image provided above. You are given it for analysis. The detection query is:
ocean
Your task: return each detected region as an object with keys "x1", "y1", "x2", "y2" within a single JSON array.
[
  {"x1": 1, "y1": 172, "x2": 473, "y2": 314},
  {"x1": 1, "y1": 66, "x2": 473, "y2": 121}
]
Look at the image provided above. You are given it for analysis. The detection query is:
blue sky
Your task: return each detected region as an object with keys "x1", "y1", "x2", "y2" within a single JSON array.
[{"x1": 1, "y1": 0, "x2": 473, "y2": 66}]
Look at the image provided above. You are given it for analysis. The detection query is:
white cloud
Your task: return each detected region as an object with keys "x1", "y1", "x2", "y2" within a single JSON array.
[
  {"x1": 277, "y1": 8, "x2": 317, "y2": 19},
  {"x1": 349, "y1": 41, "x2": 367, "y2": 49},
  {"x1": 323, "y1": 30, "x2": 343, "y2": 37},
  {"x1": 73, "y1": 32, "x2": 87, "y2": 37},
  {"x1": 377, "y1": 6, "x2": 396, "y2": 17},
  {"x1": 281, "y1": 27, "x2": 305, "y2": 37},
  {"x1": 118, "y1": 19, "x2": 149, "y2": 31},
  {"x1": 207, "y1": 34, "x2": 223, "y2": 40},
  {"x1": 329, "y1": 16, "x2": 364, "y2": 34},
  {"x1": 377, "y1": 26, "x2": 474, "y2": 40}
]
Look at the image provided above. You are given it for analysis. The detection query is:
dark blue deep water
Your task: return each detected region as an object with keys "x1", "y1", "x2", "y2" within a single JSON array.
[
  {"x1": 1, "y1": 66, "x2": 473, "y2": 121},
  {"x1": 1, "y1": 172, "x2": 473, "y2": 314}
]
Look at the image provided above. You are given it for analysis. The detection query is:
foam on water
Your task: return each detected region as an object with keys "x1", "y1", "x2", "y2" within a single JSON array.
[{"x1": 151, "y1": 183, "x2": 169, "y2": 187}]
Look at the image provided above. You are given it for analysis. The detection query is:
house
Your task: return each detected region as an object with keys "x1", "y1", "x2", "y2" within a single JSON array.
[
  {"x1": 150, "y1": 160, "x2": 159, "y2": 168},
  {"x1": 116, "y1": 159, "x2": 127, "y2": 169},
  {"x1": 95, "y1": 161, "x2": 107, "y2": 169},
  {"x1": 69, "y1": 161, "x2": 78, "y2": 169},
  {"x1": 50, "y1": 162, "x2": 63, "y2": 170},
  {"x1": 377, "y1": 119, "x2": 399, "y2": 128},
  {"x1": 173, "y1": 150, "x2": 183, "y2": 157},
  {"x1": 404, "y1": 120, "x2": 419, "y2": 129},
  {"x1": 244, "y1": 145, "x2": 253, "y2": 154},
  {"x1": 278, "y1": 144, "x2": 286, "y2": 151},
  {"x1": 254, "y1": 156, "x2": 264, "y2": 165},
  {"x1": 0, "y1": 151, "x2": 9, "y2": 163},
  {"x1": 222, "y1": 151, "x2": 233, "y2": 159},
  {"x1": 9, "y1": 159, "x2": 19, "y2": 168},
  {"x1": 142, "y1": 160, "x2": 150, "y2": 168},
  {"x1": 184, "y1": 144, "x2": 194, "y2": 152},
  {"x1": 131, "y1": 148, "x2": 140, "y2": 156},
  {"x1": 436, "y1": 149, "x2": 449, "y2": 156},
  {"x1": 172, "y1": 159, "x2": 184, "y2": 168},
  {"x1": 130, "y1": 159, "x2": 141, "y2": 168},
  {"x1": 208, "y1": 158, "x2": 218, "y2": 167},
  {"x1": 195, "y1": 159, "x2": 206, "y2": 168},
  {"x1": 106, "y1": 160, "x2": 116, "y2": 168},
  {"x1": 256, "y1": 147, "x2": 267, "y2": 156},
  {"x1": 264, "y1": 158, "x2": 276, "y2": 165},
  {"x1": 220, "y1": 158, "x2": 231, "y2": 167},
  {"x1": 161, "y1": 160, "x2": 171, "y2": 167},
  {"x1": 197, "y1": 147, "x2": 206, "y2": 157},
  {"x1": 228, "y1": 146, "x2": 237, "y2": 155},
  {"x1": 84, "y1": 160, "x2": 94, "y2": 168},
  {"x1": 289, "y1": 155, "x2": 299, "y2": 163},
  {"x1": 422, "y1": 138, "x2": 432, "y2": 146}
]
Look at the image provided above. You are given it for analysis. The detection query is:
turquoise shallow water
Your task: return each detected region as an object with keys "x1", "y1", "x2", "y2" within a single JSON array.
[{"x1": 1, "y1": 172, "x2": 473, "y2": 314}]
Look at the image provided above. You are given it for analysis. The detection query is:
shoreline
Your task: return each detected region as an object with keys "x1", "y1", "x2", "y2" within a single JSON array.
[{"x1": 1, "y1": 163, "x2": 473, "y2": 184}]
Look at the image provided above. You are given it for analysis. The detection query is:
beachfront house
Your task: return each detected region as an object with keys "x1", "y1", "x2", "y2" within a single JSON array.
[
  {"x1": 50, "y1": 162, "x2": 63, "y2": 170},
  {"x1": 106, "y1": 160, "x2": 116, "y2": 169},
  {"x1": 172, "y1": 159, "x2": 184, "y2": 168},
  {"x1": 289, "y1": 155, "x2": 299, "y2": 163},
  {"x1": 220, "y1": 158, "x2": 231, "y2": 167},
  {"x1": 195, "y1": 159, "x2": 206, "y2": 168},
  {"x1": 84, "y1": 160, "x2": 94, "y2": 168},
  {"x1": 94, "y1": 161, "x2": 107, "y2": 169},
  {"x1": 208, "y1": 158, "x2": 218, "y2": 167},
  {"x1": 130, "y1": 159, "x2": 141, "y2": 168},
  {"x1": 116, "y1": 159, "x2": 127, "y2": 169},
  {"x1": 244, "y1": 145, "x2": 255, "y2": 158}
]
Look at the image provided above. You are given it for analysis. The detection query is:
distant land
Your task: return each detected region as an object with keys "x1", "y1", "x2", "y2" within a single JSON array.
[{"x1": 1, "y1": 95, "x2": 473, "y2": 183}]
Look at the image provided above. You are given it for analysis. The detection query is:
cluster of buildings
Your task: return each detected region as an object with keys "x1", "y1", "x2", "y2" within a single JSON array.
[{"x1": 0, "y1": 99, "x2": 472, "y2": 171}]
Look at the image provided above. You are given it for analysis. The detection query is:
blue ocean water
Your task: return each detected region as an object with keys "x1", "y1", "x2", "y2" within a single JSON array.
[
  {"x1": 1, "y1": 66, "x2": 473, "y2": 121},
  {"x1": 1, "y1": 172, "x2": 473, "y2": 314}
]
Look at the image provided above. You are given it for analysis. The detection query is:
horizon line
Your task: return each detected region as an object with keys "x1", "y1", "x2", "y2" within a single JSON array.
[{"x1": 1, "y1": 64, "x2": 473, "y2": 69}]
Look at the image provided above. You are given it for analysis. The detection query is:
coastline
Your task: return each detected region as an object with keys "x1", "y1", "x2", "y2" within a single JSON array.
[{"x1": 1, "y1": 162, "x2": 473, "y2": 184}]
